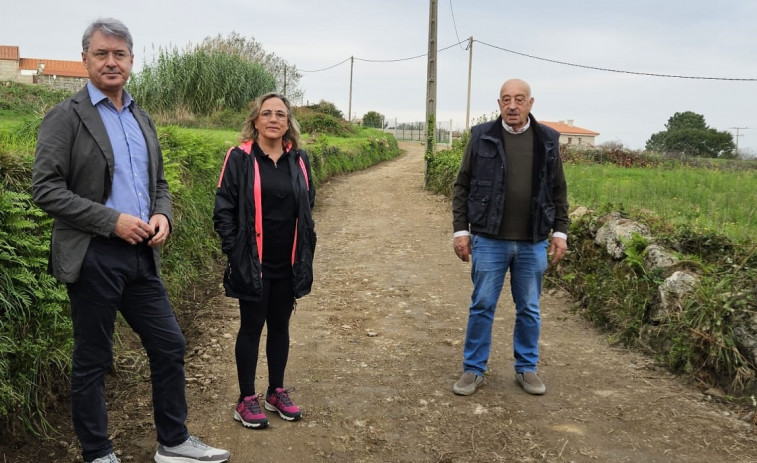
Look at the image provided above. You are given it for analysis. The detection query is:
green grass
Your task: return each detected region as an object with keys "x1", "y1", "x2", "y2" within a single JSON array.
[
  {"x1": 171, "y1": 127, "x2": 239, "y2": 149},
  {"x1": 0, "y1": 111, "x2": 26, "y2": 131},
  {"x1": 565, "y1": 164, "x2": 757, "y2": 243}
]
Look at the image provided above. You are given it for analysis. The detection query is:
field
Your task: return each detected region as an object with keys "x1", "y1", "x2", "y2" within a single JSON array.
[{"x1": 566, "y1": 164, "x2": 757, "y2": 242}]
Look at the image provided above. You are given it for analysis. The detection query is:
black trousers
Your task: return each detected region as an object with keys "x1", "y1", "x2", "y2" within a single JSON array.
[
  {"x1": 236, "y1": 277, "x2": 295, "y2": 401},
  {"x1": 66, "y1": 237, "x2": 189, "y2": 461}
]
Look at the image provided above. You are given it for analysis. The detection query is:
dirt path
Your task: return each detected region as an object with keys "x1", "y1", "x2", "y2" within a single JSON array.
[
  {"x1": 10, "y1": 141, "x2": 757, "y2": 462},
  {"x1": 179, "y1": 141, "x2": 757, "y2": 463}
]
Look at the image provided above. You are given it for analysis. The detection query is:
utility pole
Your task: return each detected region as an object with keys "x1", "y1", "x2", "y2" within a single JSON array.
[
  {"x1": 465, "y1": 36, "x2": 473, "y2": 132},
  {"x1": 425, "y1": 0, "x2": 437, "y2": 158},
  {"x1": 348, "y1": 56, "x2": 354, "y2": 122},
  {"x1": 729, "y1": 126, "x2": 749, "y2": 154}
]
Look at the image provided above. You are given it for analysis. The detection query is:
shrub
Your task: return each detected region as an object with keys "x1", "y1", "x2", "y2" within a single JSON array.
[
  {"x1": 362, "y1": 111, "x2": 386, "y2": 129},
  {"x1": 424, "y1": 130, "x2": 469, "y2": 197},
  {"x1": 305, "y1": 100, "x2": 344, "y2": 119},
  {"x1": 0, "y1": 181, "x2": 71, "y2": 437},
  {"x1": 0, "y1": 81, "x2": 71, "y2": 114},
  {"x1": 294, "y1": 107, "x2": 352, "y2": 137}
]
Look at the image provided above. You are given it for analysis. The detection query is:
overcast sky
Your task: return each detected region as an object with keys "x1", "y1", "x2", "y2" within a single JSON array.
[{"x1": 2, "y1": 0, "x2": 756, "y2": 153}]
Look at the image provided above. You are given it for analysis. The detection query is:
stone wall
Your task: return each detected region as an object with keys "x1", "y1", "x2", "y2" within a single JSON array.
[
  {"x1": 36, "y1": 75, "x2": 87, "y2": 92},
  {"x1": 0, "y1": 60, "x2": 19, "y2": 81}
]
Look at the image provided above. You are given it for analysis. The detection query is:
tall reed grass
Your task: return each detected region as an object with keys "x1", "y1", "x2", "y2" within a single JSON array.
[{"x1": 127, "y1": 48, "x2": 276, "y2": 117}]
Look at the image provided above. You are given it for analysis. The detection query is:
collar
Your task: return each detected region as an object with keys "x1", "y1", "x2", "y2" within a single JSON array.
[
  {"x1": 502, "y1": 116, "x2": 531, "y2": 135},
  {"x1": 86, "y1": 81, "x2": 133, "y2": 108}
]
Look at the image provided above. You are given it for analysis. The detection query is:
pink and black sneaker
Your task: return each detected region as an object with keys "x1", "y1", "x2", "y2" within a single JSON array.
[
  {"x1": 234, "y1": 394, "x2": 269, "y2": 429},
  {"x1": 264, "y1": 387, "x2": 302, "y2": 421}
]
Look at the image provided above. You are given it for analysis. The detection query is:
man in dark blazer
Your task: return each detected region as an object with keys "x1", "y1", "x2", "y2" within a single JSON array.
[{"x1": 31, "y1": 18, "x2": 229, "y2": 463}]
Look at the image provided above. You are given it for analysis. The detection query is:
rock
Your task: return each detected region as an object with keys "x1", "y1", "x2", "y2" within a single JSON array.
[
  {"x1": 733, "y1": 313, "x2": 757, "y2": 372},
  {"x1": 648, "y1": 271, "x2": 698, "y2": 323},
  {"x1": 569, "y1": 206, "x2": 592, "y2": 221},
  {"x1": 594, "y1": 216, "x2": 652, "y2": 259},
  {"x1": 643, "y1": 244, "x2": 678, "y2": 271}
]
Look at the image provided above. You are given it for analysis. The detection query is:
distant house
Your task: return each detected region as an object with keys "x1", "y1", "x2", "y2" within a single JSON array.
[
  {"x1": 0, "y1": 45, "x2": 88, "y2": 91},
  {"x1": 540, "y1": 120, "x2": 599, "y2": 148}
]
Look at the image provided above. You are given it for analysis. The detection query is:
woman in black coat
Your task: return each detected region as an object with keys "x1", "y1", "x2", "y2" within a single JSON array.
[{"x1": 213, "y1": 92, "x2": 316, "y2": 429}]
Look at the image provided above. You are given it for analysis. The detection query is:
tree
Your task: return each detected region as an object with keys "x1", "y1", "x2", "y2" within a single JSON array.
[
  {"x1": 645, "y1": 111, "x2": 735, "y2": 158},
  {"x1": 197, "y1": 32, "x2": 303, "y2": 104},
  {"x1": 362, "y1": 111, "x2": 386, "y2": 129}
]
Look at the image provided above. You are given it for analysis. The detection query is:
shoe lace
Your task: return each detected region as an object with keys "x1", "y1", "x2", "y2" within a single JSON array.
[
  {"x1": 243, "y1": 394, "x2": 264, "y2": 414},
  {"x1": 274, "y1": 387, "x2": 295, "y2": 406},
  {"x1": 185, "y1": 435, "x2": 209, "y2": 450}
]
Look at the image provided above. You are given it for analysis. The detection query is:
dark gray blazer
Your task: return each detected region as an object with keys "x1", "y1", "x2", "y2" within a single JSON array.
[{"x1": 32, "y1": 86, "x2": 172, "y2": 283}]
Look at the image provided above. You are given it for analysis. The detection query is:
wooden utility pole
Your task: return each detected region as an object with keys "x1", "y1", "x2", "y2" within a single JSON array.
[
  {"x1": 729, "y1": 126, "x2": 749, "y2": 154},
  {"x1": 425, "y1": 0, "x2": 437, "y2": 157},
  {"x1": 348, "y1": 56, "x2": 354, "y2": 122},
  {"x1": 465, "y1": 36, "x2": 473, "y2": 131}
]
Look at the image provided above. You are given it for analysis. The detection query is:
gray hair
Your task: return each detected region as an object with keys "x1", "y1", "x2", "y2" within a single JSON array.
[{"x1": 82, "y1": 18, "x2": 133, "y2": 53}]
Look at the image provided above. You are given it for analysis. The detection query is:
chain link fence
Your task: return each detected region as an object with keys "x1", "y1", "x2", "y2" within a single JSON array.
[{"x1": 382, "y1": 119, "x2": 457, "y2": 147}]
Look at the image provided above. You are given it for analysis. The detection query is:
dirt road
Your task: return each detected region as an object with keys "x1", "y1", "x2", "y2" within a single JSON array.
[{"x1": 11, "y1": 141, "x2": 757, "y2": 462}]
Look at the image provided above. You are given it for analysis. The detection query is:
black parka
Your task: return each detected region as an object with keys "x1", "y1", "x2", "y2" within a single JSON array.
[{"x1": 213, "y1": 140, "x2": 316, "y2": 301}]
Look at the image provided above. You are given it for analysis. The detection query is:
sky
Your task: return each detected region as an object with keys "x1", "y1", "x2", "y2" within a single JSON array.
[{"x1": 2, "y1": 0, "x2": 757, "y2": 154}]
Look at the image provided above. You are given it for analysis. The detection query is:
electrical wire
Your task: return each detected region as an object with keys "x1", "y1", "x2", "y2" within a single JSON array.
[
  {"x1": 356, "y1": 41, "x2": 465, "y2": 63},
  {"x1": 300, "y1": 57, "x2": 352, "y2": 73},
  {"x1": 303, "y1": 38, "x2": 756, "y2": 82},
  {"x1": 449, "y1": 0, "x2": 466, "y2": 51},
  {"x1": 300, "y1": 40, "x2": 467, "y2": 71},
  {"x1": 474, "y1": 39, "x2": 757, "y2": 82}
]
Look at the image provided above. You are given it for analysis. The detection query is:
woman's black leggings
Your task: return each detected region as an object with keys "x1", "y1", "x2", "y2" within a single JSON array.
[{"x1": 236, "y1": 278, "x2": 294, "y2": 401}]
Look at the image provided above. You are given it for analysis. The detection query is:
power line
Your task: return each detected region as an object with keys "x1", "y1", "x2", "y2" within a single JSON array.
[
  {"x1": 299, "y1": 57, "x2": 352, "y2": 73},
  {"x1": 449, "y1": 0, "x2": 466, "y2": 51},
  {"x1": 355, "y1": 41, "x2": 464, "y2": 63},
  {"x1": 301, "y1": 39, "x2": 757, "y2": 81},
  {"x1": 474, "y1": 40, "x2": 757, "y2": 81},
  {"x1": 729, "y1": 126, "x2": 750, "y2": 152},
  {"x1": 300, "y1": 40, "x2": 466, "y2": 72}
]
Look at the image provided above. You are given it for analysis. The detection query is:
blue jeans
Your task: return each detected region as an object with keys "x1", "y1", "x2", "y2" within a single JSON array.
[{"x1": 463, "y1": 235, "x2": 548, "y2": 375}]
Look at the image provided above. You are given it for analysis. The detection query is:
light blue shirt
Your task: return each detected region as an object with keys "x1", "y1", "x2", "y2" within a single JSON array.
[{"x1": 87, "y1": 82, "x2": 151, "y2": 224}]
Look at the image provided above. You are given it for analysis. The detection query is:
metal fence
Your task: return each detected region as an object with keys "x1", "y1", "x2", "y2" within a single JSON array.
[{"x1": 383, "y1": 120, "x2": 456, "y2": 146}]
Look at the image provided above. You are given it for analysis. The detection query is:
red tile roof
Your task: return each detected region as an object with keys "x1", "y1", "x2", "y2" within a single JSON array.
[
  {"x1": 541, "y1": 120, "x2": 599, "y2": 136},
  {"x1": 18, "y1": 58, "x2": 88, "y2": 78},
  {"x1": 0, "y1": 45, "x2": 20, "y2": 60}
]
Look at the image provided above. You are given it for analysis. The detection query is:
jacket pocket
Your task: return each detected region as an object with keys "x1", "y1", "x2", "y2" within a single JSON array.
[
  {"x1": 225, "y1": 235, "x2": 251, "y2": 290},
  {"x1": 538, "y1": 203, "x2": 556, "y2": 236},
  {"x1": 467, "y1": 179, "x2": 492, "y2": 228}
]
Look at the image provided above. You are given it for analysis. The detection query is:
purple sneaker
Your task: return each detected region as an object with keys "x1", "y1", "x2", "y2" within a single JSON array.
[
  {"x1": 234, "y1": 394, "x2": 269, "y2": 429},
  {"x1": 264, "y1": 387, "x2": 302, "y2": 421}
]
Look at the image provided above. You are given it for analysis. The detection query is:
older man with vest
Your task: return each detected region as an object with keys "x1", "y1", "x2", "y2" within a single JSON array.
[{"x1": 451, "y1": 78, "x2": 569, "y2": 396}]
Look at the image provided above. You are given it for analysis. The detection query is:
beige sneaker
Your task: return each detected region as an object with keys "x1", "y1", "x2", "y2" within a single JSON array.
[
  {"x1": 453, "y1": 371, "x2": 484, "y2": 396},
  {"x1": 515, "y1": 371, "x2": 546, "y2": 395}
]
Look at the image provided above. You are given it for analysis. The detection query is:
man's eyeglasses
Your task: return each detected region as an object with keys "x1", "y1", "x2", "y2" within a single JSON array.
[
  {"x1": 260, "y1": 110, "x2": 288, "y2": 121},
  {"x1": 499, "y1": 95, "x2": 528, "y2": 106},
  {"x1": 89, "y1": 50, "x2": 132, "y2": 61}
]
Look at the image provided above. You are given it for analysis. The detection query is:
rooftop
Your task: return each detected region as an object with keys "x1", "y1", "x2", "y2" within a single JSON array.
[{"x1": 541, "y1": 120, "x2": 599, "y2": 136}]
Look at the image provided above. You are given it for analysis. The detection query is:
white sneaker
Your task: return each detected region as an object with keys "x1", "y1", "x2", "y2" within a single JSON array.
[
  {"x1": 154, "y1": 436, "x2": 230, "y2": 463},
  {"x1": 87, "y1": 453, "x2": 120, "y2": 463}
]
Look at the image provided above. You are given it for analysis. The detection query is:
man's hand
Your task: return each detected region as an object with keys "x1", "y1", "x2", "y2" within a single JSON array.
[
  {"x1": 453, "y1": 235, "x2": 472, "y2": 262},
  {"x1": 113, "y1": 213, "x2": 154, "y2": 245},
  {"x1": 548, "y1": 236, "x2": 567, "y2": 264},
  {"x1": 147, "y1": 214, "x2": 170, "y2": 248}
]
